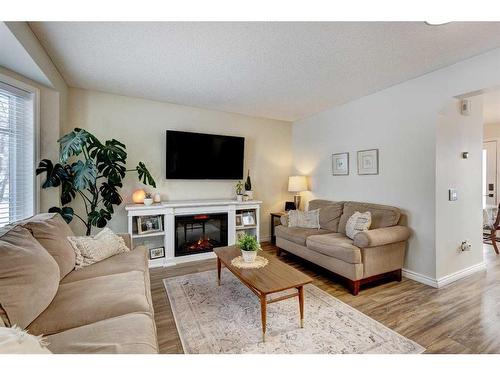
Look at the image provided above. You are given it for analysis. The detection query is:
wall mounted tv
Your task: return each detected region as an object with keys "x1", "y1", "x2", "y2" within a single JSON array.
[{"x1": 166, "y1": 130, "x2": 245, "y2": 179}]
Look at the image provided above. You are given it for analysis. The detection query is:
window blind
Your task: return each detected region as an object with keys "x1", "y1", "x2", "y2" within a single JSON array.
[{"x1": 0, "y1": 80, "x2": 35, "y2": 227}]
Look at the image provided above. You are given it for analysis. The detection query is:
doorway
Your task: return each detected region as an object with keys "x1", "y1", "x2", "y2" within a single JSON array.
[{"x1": 482, "y1": 140, "x2": 497, "y2": 208}]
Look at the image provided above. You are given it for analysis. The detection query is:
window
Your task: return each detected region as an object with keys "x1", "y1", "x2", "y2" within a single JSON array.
[{"x1": 0, "y1": 80, "x2": 36, "y2": 227}]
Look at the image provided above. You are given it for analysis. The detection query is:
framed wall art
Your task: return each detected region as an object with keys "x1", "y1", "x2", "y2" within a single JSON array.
[
  {"x1": 357, "y1": 149, "x2": 379, "y2": 175},
  {"x1": 332, "y1": 152, "x2": 349, "y2": 175}
]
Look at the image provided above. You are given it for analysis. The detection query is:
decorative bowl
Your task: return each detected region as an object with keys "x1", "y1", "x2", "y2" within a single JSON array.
[{"x1": 143, "y1": 198, "x2": 153, "y2": 206}]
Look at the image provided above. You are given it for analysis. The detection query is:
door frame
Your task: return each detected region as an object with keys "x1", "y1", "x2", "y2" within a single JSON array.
[{"x1": 483, "y1": 138, "x2": 499, "y2": 207}]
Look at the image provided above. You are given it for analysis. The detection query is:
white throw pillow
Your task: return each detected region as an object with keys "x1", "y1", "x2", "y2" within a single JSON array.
[
  {"x1": 0, "y1": 326, "x2": 51, "y2": 354},
  {"x1": 288, "y1": 209, "x2": 320, "y2": 229},
  {"x1": 68, "y1": 228, "x2": 130, "y2": 269},
  {"x1": 346, "y1": 211, "x2": 372, "y2": 239}
]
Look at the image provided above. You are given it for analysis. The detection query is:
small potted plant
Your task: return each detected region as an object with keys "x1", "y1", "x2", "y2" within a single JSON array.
[
  {"x1": 238, "y1": 233, "x2": 260, "y2": 263},
  {"x1": 235, "y1": 181, "x2": 244, "y2": 202},
  {"x1": 143, "y1": 192, "x2": 153, "y2": 206}
]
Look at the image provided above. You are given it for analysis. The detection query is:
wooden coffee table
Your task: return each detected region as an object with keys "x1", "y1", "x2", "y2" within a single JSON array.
[{"x1": 214, "y1": 245, "x2": 313, "y2": 342}]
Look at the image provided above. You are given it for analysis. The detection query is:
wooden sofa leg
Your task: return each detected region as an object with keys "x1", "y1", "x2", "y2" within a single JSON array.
[
  {"x1": 348, "y1": 280, "x2": 360, "y2": 296},
  {"x1": 395, "y1": 269, "x2": 402, "y2": 282},
  {"x1": 276, "y1": 247, "x2": 282, "y2": 257}
]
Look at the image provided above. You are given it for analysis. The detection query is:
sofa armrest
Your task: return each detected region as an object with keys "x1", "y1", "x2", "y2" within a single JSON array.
[
  {"x1": 353, "y1": 226, "x2": 410, "y2": 248},
  {"x1": 280, "y1": 214, "x2": 289, "y2": 226},
  {"x1": 117, "y1": 233, "x2": 132, "y2": 249}
]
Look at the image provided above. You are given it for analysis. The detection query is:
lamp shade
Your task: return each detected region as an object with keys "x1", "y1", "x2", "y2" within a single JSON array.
[
  {"x1": 288, "y1": 176, "x2": 308, "y2": 192},
  {"x1": 132, "y1": 189, "x2": 146, "y2": 204}
]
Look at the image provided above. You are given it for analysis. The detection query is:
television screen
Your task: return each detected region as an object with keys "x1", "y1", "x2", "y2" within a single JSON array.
[{"x1": 166, "y1": 130, "x2": 245, "y2": 179}]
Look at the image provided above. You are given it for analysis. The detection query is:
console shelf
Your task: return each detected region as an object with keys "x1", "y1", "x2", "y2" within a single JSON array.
[{"x1": 126, "y1": 199, "x2": 262, "y2": 268}]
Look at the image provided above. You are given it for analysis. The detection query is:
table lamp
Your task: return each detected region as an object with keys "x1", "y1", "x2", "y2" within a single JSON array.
[{"x1": 288, "y1": 176, "x2": 308, "y2": 210}]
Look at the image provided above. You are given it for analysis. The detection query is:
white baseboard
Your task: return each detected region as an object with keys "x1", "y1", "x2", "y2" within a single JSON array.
[
  {"x1": 403, "y1": 262, "x2": 486, "y2": 288},
  {"x1": 435, "y1": 262, "x2": 486, "y2": 288},
  {"x1": 402, "y1": 269, "x2": 438, "y2": 288}
]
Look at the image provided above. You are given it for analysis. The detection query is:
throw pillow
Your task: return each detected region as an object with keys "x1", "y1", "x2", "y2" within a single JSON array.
[
  {"x1": 68, "y1": 228, "x2": 130, "y2": 269},
  {"x1": 288, "y1": 209, "x2": 320, "y2": 229},
  {"x1": 0, "y1": 326, "x2": 51, "y2": 354},
  {"x1": 0, "y1": 225, "x2": 60, "y2": 329},
  {"x1": 345, "y1": 211, "x2": 372, "y2": 240},
  {"x1": 22, "y1": 213, "x2": 76, "y2": 280}
]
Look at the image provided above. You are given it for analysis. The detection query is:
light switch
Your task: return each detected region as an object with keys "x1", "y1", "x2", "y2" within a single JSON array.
[{"x1": 449, "y1": 188, "x2": 458, "y2": 201}]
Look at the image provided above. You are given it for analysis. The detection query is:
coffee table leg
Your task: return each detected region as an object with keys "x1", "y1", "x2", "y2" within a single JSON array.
[
  {"x1": 217, "y1": 257, "x2": 221, "y2": 286},
  {"x1": 298, "y1": 286, "x2": 304, "y2": 328},
  {"x1": 260, "y1": 295, "x2": 267, "y2": 342}
]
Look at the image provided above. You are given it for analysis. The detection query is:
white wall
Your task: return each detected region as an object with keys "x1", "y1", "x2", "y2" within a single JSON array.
[
  {"x1": 435, "y1": 97, "x2": 484, "y2": 279},
  {"x1": 66, "y1": 88, "x2": 293, "y2": 238},
  {"x1": 484, "y1": 122, "x2": 500, "y2": 139},
  {"x1": 293, "y1": 47, "x2": 500, "y2": 281}
]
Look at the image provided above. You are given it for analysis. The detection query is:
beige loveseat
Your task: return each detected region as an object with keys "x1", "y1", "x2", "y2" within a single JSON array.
[
  {"x1": 275, "y1": 200, "x2": 411, "y2": 295},
  {"x1": 0, "y1": 213, "x2": 158, "y2": 354}
]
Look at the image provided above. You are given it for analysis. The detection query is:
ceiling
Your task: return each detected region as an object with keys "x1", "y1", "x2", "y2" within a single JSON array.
[
  {"x1": 0, "y1": 22, "x2": 51, "y2": 87},
  {"x1": 29, "y1": 22, "x2": 500, "y2": 122}
]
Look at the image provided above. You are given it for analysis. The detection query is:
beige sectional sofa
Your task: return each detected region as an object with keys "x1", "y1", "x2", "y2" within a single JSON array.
[
  {"x1": 0, "y1": 213, "x2": 158, "y2": 354},
  {"x1": 275, "y1": 200, "x2": 411, "y2": 295}
]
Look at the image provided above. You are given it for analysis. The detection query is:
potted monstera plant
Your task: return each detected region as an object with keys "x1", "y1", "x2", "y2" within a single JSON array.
[
  {"x1": 237, "y1": 233, "x2": 260, "y2": 263},
  {"x1": 36, "y1": 128, "x2": 156, "y2": 235}
]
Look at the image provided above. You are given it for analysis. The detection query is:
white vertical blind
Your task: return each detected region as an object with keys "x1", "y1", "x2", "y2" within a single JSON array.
[{"x1": 0, "y1": 81, "x2": 35, "y2": 227}]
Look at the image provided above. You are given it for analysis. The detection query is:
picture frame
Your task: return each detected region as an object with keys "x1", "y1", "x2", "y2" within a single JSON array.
[
  {"x1": 137, "y1": 215, "x2": 163, "y2": 234},
  {"x1": 242, "y1": 211, "x2": 256, "y2": 226},
  {"x1": 332, "y1": 152, "x2": 349, "y2": 175},
  {"x1": 357, "y1": 149, "x2": 379, "y2": 175},
  {"x1": 149, "y1": 246, "x2": 165, "y2": 260},
  {"x1": 235, "y1": 214, "x2": 243, "y2": 228}
]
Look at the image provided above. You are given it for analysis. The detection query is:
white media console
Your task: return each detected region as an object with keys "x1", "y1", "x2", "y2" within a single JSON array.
[{"x1": 125, "y1": 199, "x2": 262, "y2": 268}]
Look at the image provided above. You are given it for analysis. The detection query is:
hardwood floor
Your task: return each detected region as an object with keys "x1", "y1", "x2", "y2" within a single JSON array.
[{"x1": 149, "y1": 242, "x2": 500, "y2": 354}]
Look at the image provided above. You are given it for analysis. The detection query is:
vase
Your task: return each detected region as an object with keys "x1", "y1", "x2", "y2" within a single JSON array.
[
  {"x1": 153, "y1": 193, "x2": 161, "y2": 203},
  {"x1": 241, "y1": 249, "x2": 257, "y2": 263},
  {"x1": 144, "y1": 198, "x2": 153, "y2": 206}
]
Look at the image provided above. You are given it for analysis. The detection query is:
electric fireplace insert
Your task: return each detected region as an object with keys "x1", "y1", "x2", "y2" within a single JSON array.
[{"x1": 175, "y1": 213, "x2": 228, "y2": 257}]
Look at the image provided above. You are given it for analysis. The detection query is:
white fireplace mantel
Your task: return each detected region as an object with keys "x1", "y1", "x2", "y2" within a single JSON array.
[{"x1": 125, "y1": 199, "x2": 262, "y2": 268}]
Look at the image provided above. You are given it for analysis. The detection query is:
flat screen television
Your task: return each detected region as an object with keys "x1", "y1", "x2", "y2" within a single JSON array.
[{"x1": 166, "y1": 130, "x2": 245, "y2": 179}]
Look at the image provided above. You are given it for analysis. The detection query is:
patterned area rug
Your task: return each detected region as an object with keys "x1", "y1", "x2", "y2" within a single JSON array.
[{"x1": 163, "y1": 269, "x2": 425, "y2": 354}]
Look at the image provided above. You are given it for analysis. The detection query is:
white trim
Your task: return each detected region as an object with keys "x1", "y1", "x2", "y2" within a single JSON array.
[
  {"x1": 402, "y1": 268, "x2": 438, "y2": 288},
  {"x1": 436, "y1": 262, "x2": 486, "y2": 288},
  {"x1": 403, "y1": 262, "x2": 487, "y2": 288}
]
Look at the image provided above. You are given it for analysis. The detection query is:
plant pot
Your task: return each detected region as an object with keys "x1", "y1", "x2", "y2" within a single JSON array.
[
  {"x1": 236, "y1": 194, "x2": 243, "y2": 202},
  {"x1": 143, "y1": 198, "x2": 153, "y2": 206},
  {"x1": 241, "y1": 249, "x2": 257, "y2": 263}
]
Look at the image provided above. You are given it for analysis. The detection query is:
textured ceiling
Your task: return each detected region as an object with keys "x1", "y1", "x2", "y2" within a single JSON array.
[{"x1": 30, "y1": 22, "x2": 500, "y2": 121}]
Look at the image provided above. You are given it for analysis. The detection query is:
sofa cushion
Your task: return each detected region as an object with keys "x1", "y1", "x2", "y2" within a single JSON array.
[
  {"x1": 338, "y1": 201, "x2": 401, "y2": 234},
  {"x1": 22, "y1": 213, "x2": 76, "y2": 279},
  {"x1": 306, "y1": 233, "x2": 362, "y2": 264},
  {"x1": 308, "y1": 200, "x2": 344, "y2": 231},
  {"x1": 61, "y1": 246, "x2": 148, "y2": 284},
  {"x1": 68, "y1": 228, "x2": 130, "y2": 269},
  {"x1": 275, "y1": 225, "x2": 332, "y2": 246},
  {"x1": 288, "y1": 209, "x2": 320, "y2": 229},
  {"x1": 46, "y1": 312, "x2": 158, "y2": 354},
  {"x1": 27, "y1": 270, "x2": 151, "y2": 336},
  {"x1": 0, "y1": 225, "x2": 60, "y2": 329}
]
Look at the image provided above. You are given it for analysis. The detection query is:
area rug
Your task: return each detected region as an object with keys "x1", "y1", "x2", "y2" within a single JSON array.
[{"x1": 163, "y1": 269, "x2": 425, "y2": 354}]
